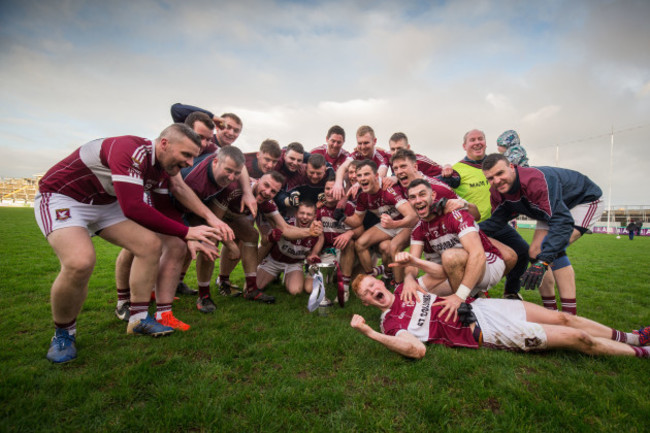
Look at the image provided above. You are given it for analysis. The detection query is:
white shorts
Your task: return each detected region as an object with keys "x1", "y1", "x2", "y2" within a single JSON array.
[
  {"x1": 471, "y1": 298, "x2": 548, "y2": 352},
  {"x1": 471, "y1": 253, "x2": 506, "y2": 297},
  {"x1": 374, "y1": 223, "x2": 404, "y2": 238},
  {"x1": 34, "y1": 192, "x2": 127, "y2": 237},
  {"x1": 257, "y1": 255, "x2": 303, "y2": 279},
  {"x1": 536, "y1": 199, "x2": 604, "y2": 232}
]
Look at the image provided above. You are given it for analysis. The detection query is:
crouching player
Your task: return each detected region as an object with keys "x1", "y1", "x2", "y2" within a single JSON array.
[
  {"x1": 36, "y1": 124, "x2": 221, "y2": 363},
  {"x1": 394, "y1": 179, "x2": 515, "y2": 322},
  {"x1": 350, "y1": 274, "x2": 650, "y2": 360},
  {"x1": 201, "y1": 170, "x2": 324, "y2": 306},
  {"x1": 257, "y1": 202, "x2": 324, "y2": 295}
]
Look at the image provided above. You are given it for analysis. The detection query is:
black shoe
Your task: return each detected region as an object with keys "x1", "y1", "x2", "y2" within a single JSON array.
[
  {"x1": 504, "y1": 293, "x2": 523, "y2": 300},
  {"x1": 176, "y1": 282, "x2": 198, "y2": 296},
  {"x1": 244, "y1": 289, "x2": 275, "y2": 304},
  {"x1": 196, "y1": 296, "x2": 217, "y2": 313},
  {"x1": 218, "y1": 280, "x2": 242, "y2": 297}
]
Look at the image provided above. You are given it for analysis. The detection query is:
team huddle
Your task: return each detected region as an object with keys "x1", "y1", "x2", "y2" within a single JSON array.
[{"x1": 36, "y1": 102, "x2": 650, "y2": 363}]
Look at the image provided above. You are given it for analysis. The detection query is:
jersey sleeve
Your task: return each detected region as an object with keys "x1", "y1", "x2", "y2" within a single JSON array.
[
  {"x1": 410, "y1": 222, "x2": 425, "y2": 245},
  {"x1": 114, "y1": 182, "x2": 189, "y2": 238}
]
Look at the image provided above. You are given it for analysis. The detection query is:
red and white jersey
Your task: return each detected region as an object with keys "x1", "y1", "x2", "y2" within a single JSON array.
[
  {"x1": 317, "y1": 201, "x2": 355, "y2": 248},
  {"x1": 414, "y1": 154, "x2": 444, "y2": 178},
  {"x1": 355, "y1": 183, "x2": 407, "y2": 221},
  {"x1": 310, "y1": 144, "x2": 353, "y2": 171},
  {"x1": 410, "y1": 209, "x2": 501, "y2": 264},
  {"x1": 351, "y1": 149, "x2": 388, "y2": 172},
  {"x1": 381, "y1": 285, "x2": 478, "y2": 349},
  {"x1": 393, "y1": 174, "x2": 458, "y2": 202},
  {"x1": 39, "y1": 136, "x2": 165, "y2": 205},
  {"x1": 215, "y1": 179, "x2": 279, "y2": 217},
  {"x1": 270, "y1": 218, "x2": 319, "y2": 264},
  {"x1": 38, "y1": 135, "x2": 188, "y2": 237}
]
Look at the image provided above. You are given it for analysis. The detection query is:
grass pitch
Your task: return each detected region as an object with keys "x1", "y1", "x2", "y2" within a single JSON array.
[{"x1": 1, "y1": 207, "x2": 649, "y2": 432}]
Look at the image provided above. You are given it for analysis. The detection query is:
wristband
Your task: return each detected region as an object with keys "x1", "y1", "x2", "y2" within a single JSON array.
[{"x1": 456, "y1": 284, "x2": 472, "y2": 301}]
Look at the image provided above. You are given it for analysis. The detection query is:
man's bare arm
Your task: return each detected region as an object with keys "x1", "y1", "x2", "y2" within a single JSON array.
[{"x1": 350, "y1": 314, "x2": 426, "y2": 359}]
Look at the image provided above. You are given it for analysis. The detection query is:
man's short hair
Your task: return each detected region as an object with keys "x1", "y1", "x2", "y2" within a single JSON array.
[
  {"x1": 298, "y1": 201, "x2": 316, "y2": 211},
  {"x1": 221, "y1": 112, "x2": 243, "y2": 129},
  {"x1": 389, "y1": 132, "x2": 408, "y2": 144},
  {"x1": 160, "y1": 123, "x2": 201, "y2": 148},
  {"x1": 391, "y1": 148, "x2": 417, "y2": 165},
  {"x1": 356, "y1": 159, "x2": 378, "y2": 174},
  {"x1": 184, "y1": 111, "x2": 215, "y2": 131},
  {"x1": 265, "y1": 170, "x2": 286, "y2": 185},
  {"x1": 482, "y1": 153, "x2": 510, "y2": 171},
  {"x1": 286, "y1": 142, "x2": 304, "y2": 154},
  {"x1": 259, "y1": 139, "x2": 282, "y2": 158},
  {"x1": 325, "y1": 173, "x2": 336, "y2": 183},
  {"x1": 307, "y1": 153, "x2": 326, "y2": 169},
  {"x1": 218, "y1": 145, "x2": 245, "y2": 167},
  {"x1": 349, "y1": 159, "x2": 363, "y2": 169},
  {"x1": 327, "y1": 125, "x2": 346, "y2": 140},
  {"x1": 356, "y1": 125, "x2": 375, "y2": 138},
  {"x1": 462, "y1": 129, "x2": 485, "y2": 144},
  {"x1": 407, "y1": 178, "x2": 432, "y2": 193}
]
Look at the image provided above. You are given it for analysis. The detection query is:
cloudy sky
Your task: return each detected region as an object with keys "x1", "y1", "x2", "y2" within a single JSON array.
[{"x1": 1, "y1": 0, "x2": 648, "y2": 206}]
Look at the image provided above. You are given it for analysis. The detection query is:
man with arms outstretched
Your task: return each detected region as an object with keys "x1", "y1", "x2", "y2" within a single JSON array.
[
  {"x1": 36, "y1": 124, "x2": 222, "y2": 363},
  {"x1": 350, "y1": 275, "x2": 650, "y2": 360}
]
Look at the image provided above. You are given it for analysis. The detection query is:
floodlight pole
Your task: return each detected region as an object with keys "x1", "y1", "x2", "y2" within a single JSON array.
[
  {"x1": 555, "y1": 144, "x2": 559, "y2": 166},
  {"x1": 607, "y1": 126, "x2": 614, "y2": 234}
]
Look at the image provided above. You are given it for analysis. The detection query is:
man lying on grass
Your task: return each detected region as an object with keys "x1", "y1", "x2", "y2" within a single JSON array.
[{"x1": 350, "y1": 274, "x2": 650, "y2": 359}]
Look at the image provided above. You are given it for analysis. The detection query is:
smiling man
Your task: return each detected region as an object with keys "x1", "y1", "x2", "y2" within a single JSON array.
[
  {"x1": 453, "y1": 129, "x2": 530, "y2": 301},
  {"x1": 481, "y1": 153, "x2": 604, "y2": 315},
  {"x1": 393, "y1": 179, "x2": 513, "y2": 320},
  {"x1": 344, "y1": 160, "x2": 418, "y2": 284},
  {"x1": 36, "y1": 124, "x2": 222, "y2": 363},
  {"x1": 350, "y1": 275, "x2": 650, "y2": 360}
]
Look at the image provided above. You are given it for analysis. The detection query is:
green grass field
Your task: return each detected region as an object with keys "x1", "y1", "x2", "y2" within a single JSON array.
[{"x1": 1, "y1": 207, "x2": 649, "y2": 433}]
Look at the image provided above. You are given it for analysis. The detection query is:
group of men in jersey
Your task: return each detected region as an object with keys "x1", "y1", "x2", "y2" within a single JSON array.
[{"x1": 36, "y1": 102, "x2": 649, "y2": 364}]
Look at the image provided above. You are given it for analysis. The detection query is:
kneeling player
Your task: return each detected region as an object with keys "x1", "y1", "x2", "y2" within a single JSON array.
[
  {"x1": 257, "y1": 202, "x2": 324, "y2": 295},
  {"x1": 350, "y1": 275, "x2": 650, "y2": 360}
]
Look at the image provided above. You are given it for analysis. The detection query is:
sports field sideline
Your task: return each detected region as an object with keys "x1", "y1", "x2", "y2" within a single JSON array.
[{"x1": 1, "y1": 206, "x2": 649, "y2": 432}]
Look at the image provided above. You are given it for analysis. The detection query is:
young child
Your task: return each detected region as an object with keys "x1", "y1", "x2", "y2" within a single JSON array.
[{"x1": 496, "y1": 130, "x2": 529, "y2": 167}]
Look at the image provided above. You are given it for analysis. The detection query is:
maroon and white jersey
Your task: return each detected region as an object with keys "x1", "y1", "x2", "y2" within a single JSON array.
[
  {"x1": 381, "y1": 285, "x2": 478, "y2": 349},
  {"x1": 351, "y1": 149, "x2": 388, "y2": 172},
  {"x1": 414, "y1": 154, "x2": 444, "y2": 178},
  {"x1": 40, "y1": 136, "x2": 164, "y2": 204},
  {"x1": 410, "y1": 209, "x2": 502, "y2": 264},
  {"x1": 317, "y1": 202, "x2": 356, "y2": 248},
  {"x1": 393, "y1": 174, "x2": 458, "y2": 202},
  {"x1": 215, "y1": 179, "x2": 279, "y2": 217},
  {"x1": 270, "y1": 218, "x2": 319, "y2": 264},
  {"x1": 310, "y1": 144, "x2": 353, "y2": 171},
  {"x1": 355, "y1": 183, "x2": 408, "y2": 221},
  {"x1": 182, "y1": 153, "x2": 228, "y2": 207},
  {"x1": 39, "y1": 136, "x2": 187, "y2": 237}
]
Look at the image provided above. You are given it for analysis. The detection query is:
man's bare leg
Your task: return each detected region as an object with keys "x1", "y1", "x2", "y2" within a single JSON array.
[
  {"x1": 48, "y1": 227, "x2": 96, "y2": 326},
  {"x1": 355, "y1": 226, "x2": 391, "y2": 273},
  {"x1": 285, "y1": 271, "x2": 305, "y2": 295}
]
